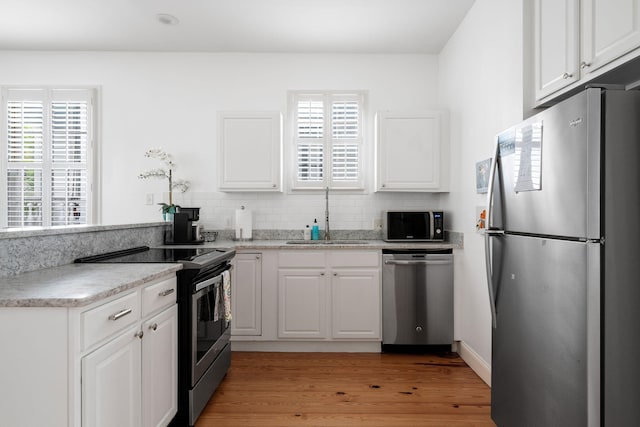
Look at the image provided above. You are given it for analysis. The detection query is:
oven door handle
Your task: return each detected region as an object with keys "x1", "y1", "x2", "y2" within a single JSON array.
[
  {"x1": 384, "y1": 259, "x2": 452, "y2": 266},
  {"x1": 194, "y1": 274, "x2": 223, "y2": 293}
]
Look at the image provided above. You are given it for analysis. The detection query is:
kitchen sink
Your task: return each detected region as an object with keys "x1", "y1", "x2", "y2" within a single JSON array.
[{"x1": 286, "y1": 240, "x2": 371, "y2": 245}]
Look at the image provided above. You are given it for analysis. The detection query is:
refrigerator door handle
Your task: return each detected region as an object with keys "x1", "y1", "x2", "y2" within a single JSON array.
[
  {"x1": 484, "y1": 235, "x2": 498, "y2": 328},
  {"x1": 484, "y1": 136, "x2": 502, "y2": 328}
]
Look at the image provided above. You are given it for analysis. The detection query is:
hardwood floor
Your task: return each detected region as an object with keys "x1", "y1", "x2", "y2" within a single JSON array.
[{"x1": 196, "y1": 351, "x2": 495, "y2": 427}]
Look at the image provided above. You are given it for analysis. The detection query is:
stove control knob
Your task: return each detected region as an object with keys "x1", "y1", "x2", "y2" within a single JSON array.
[{"x1": 416, "y1": 326, "x2": 423, "y2": 333}]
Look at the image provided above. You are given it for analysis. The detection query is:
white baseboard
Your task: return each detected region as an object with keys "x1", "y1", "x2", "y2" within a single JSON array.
[
  {"x1": 231, "y1": 340, "x2": 381, "y2": 353},
  {"x1": 457, "y1": 340, "x2": 491, "y2": 387}
]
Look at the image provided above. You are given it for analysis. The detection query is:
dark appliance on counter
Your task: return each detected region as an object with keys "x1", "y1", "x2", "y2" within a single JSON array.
[
  {"x1": 382, "y1": 249, "x2": 453, "y2": 350},
  {"x1": 485, "y1": 88, "x2": 640, "y2": 426},
  {"x1": 167, "y1": 207, "x2": 204, "y2": 245},
  {"x1": 75, "y1": 245, "x2": 235, "y2": 427},
  {"x1": 383, "y1": 211, "x2": 445, "y2": 242}
]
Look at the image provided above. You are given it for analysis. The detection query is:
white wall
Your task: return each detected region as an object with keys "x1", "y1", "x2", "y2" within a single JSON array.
[
  {"x1": 0, "y1": 52, "x2": 443, "y2": 229},
  {"x1": 438, "y1": 0, "x2": 523, "y2": 373}
]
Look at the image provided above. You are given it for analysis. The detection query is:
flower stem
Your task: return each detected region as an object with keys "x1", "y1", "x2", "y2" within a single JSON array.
[{"x1": 169, "y1": 169, "x2": 173, "y2": 206}]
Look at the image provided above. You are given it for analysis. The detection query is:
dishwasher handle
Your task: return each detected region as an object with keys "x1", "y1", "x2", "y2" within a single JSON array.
[{"x1": 384, "y1": 259, "x2": 452, "y2": 266}]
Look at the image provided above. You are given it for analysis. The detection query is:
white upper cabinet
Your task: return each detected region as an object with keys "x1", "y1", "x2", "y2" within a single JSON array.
[
  {"x1": 218, "y1": 111, "x2": 282, "y2": 191},
  {"x1": 534, "y1": 0, "x2": 580, "y2": 99},
  {"x1": 534, "y1": 0, "x2": 640, "y2": 103},
  {"x1": 581, "y1": 0, "x2": 640, "y2": 74},
  {"x1": 375, "y1": 111, "x2": 448, "y2": 192}
]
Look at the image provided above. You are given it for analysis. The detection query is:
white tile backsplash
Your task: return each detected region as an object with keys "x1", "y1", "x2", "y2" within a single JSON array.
[{"x1": 171, "y1": 191, "x2": 443, "y2": 231}]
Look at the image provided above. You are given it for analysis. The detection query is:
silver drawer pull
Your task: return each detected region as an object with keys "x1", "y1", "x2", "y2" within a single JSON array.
[
  {"x1": 158, "y1": 288, "x2": 175, "y2": 297},
  {"x1": 108, "y1": 308, "x2": 132, "y2": 321}
]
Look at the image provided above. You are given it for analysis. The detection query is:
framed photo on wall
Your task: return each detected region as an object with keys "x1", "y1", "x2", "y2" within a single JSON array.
[{"x1": 476, "y1": 158, "x2": 491, "y2": 194}]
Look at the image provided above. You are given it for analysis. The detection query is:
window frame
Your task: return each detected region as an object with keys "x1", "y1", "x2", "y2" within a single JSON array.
[
  {"x1": 289, "y1": 90, "x2": 366, "y2": 191},
  {"x1": 0, "y1": 86, "x2": 99, "y2": 229}
]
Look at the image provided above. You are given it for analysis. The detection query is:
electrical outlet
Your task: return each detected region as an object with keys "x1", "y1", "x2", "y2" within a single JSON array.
[
  {"x1": 373, "y1": 218, "x2": 382, "y2": 229},
  {"x1": 146, "y1": 193, "x2": 154, "y2": 205}
]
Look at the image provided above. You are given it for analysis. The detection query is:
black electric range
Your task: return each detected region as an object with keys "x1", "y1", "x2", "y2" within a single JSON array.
[{"x1": 75, "y1": 245, "x2": 234, "y2": 270}]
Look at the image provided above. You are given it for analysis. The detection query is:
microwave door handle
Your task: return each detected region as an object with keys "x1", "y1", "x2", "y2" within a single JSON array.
[{"x1": 429, "y1": 213, "x2": 435, "y2": 240}]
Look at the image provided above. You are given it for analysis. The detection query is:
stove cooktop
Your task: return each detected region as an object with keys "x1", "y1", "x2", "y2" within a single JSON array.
[{"x1": 75, "y1": 246, "x2": 235, "y2": 269}]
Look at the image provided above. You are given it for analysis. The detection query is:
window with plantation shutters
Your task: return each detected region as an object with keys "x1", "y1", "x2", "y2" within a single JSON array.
[
  {"x1": 2, "y1": 87, "x2": 96, "y2": 228},
  {"x1": 292, "y1": 92, "x2": 365, "y2": 189}
]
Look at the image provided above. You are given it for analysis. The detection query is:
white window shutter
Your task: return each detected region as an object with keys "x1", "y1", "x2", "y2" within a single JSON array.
[
  {"x1": 291, "y1": 92, "x2": 365, "y2": 190},
  {"x1": 7, "y1": 168, "x2": 44, "y2": 227},
  {"x1": 3, "y1": 88, "x2": 94, "y2": 228}
]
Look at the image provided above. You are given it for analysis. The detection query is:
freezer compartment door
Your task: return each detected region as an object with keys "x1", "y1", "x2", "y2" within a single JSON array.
[
  {"x1": 491, "y1": 234, "x2": 589, "y2": 427},
  {"x1": 493, "y1": 89, "x2": 598, "y2": 239}
]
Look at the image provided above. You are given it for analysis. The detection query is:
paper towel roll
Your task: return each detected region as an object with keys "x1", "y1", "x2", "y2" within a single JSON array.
[{"x1": 235, "y1": 207, "x2": 252, "y2": 240}]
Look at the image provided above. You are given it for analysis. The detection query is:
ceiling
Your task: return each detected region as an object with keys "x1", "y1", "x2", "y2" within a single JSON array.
[{"x1": 0, "y1": 0, "x2": 475, "y2": 54}]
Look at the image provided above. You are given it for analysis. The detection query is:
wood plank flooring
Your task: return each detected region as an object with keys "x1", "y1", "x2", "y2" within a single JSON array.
[{"x1": 196, "y1": 351, "x2": 495, "y2": 427}]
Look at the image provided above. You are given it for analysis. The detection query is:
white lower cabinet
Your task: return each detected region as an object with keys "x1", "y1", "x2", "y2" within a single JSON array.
[
  {"x1": 277, "y1": 269, "x2": 328, "y2": 338},
  {"x1": 331, "y1": 269, "x2": 381, "y2": 339},
  {"x1": 231, "y1": 253, "x2": 262, "y2": 336},
  {"x1": 142, "y1": 305, "x2": 178, "y2": 427},
  {"x1": 82, "y1": 324, "x2": 142, "y2": 427},
  {"x1": 81, "y1": 278, "x2": 177, "y2": 427},
  {"x1": 276, "y1": 250, "x2": 381, "y2": 342},
  {"x1": 0, "y1": 272, "x2": 178, "y2": 427}
]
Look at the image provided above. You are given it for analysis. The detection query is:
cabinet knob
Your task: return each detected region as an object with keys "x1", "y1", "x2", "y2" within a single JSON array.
[
  {"x1": 272, "y1": 184, "x2": 277, "y2": 188},
  {"x1": 382, "y1": 184, "x2": 386, "y2": 188},
  {"x1": 149, "y1": 323, "x2": 158, "y2": 331},
  {"x1": 333, "y1": 272, "x2": 338, "y2": 276},
  {"x1": 256, "y1": 255, "x2": 261, "y2": 260},
  {"x1": 580, "y1": 61, "x2": 591, "y2": 69},
  {"x1": 134, "y1": 331, "x2": 144, "y2": 339},
  {"x1": 320, "y1": 272, "x2": 325, "y2": 276},
  {"x1": 562, "y1": 72, "x2": 573, "y2": 79}
]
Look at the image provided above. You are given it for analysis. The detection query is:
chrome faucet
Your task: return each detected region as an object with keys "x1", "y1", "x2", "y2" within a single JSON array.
[{"x1": 324, "y1": 186, "x2": 331, "y2": 240}]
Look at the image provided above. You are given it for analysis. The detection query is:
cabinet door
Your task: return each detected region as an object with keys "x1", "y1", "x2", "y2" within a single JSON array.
[
  {"x1": 582, "y1": 0, "x2": 640, "y2": 73},
  {"x1": 142, "y1": 305, "x2": 178, "y2": 427},
  {"x1": 331, "y1": 269, "x2": 381, "y2": 339},
  {"x1": 534, "y1": 0, "x2": 580, "y2": 99},
  {"x1": 232, "y1": 253, "x2": 263, "y2": 336},
  {"x1": 376, "y1": 111, "x2": 445, "y2": 192},
  {"x1": 82, "y1": 325, "x2": 141, "y2": 427},
  {"x1": 218, "y1": 111, "x2": 282, "y2": 191},
  {"x1": 278, "y1": 269, "x2": 327, "y2": 338}
]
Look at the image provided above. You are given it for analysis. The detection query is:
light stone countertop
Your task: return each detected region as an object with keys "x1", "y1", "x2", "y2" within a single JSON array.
[
  {"x1": 0, "y1": 237, "x2": 460, "y2": 308},
  {"x1": 168, "y1": 239, "x2": 461, "y2": 251},
  {"x1": 0, "y1": 263, "x2": 182, "y2": 308}
]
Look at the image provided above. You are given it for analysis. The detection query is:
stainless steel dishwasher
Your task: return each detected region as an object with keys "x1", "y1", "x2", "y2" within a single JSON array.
[{"x1": 382, "y1": 249, "x2": 453, "y2": 347}]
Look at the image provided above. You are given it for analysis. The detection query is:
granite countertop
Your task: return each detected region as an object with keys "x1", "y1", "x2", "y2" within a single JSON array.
[
  {"x1": 164, "y1": 239, "x2": 461, "y2": 251},
  {"x1": 0, "y1": 263, "x2": 182, "y2": 308},
  {"x1": 0, "y1": 236, "x2": 461, "y2": 309},
  {"x1": 233, "y1": 239, "x2": 459, "y2": 250}
]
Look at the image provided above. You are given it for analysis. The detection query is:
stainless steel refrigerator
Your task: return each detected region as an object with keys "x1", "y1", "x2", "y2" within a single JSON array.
[{"x1": 485, "y1": 87, "x2": 640, "y2": 426}]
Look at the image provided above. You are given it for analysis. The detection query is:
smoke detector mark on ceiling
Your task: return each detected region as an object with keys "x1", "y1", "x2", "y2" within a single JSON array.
[{"x1": 156, "y1": 13, "x2": 179, "y2": 26}]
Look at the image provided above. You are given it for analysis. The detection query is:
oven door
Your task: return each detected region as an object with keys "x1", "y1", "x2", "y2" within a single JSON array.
[{"x1": 191, "y1": 267, "x2": 231, "y2": 386}]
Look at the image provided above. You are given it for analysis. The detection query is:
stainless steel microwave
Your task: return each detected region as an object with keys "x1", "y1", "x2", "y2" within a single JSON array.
[{"x1": 383, "y1": 211, "x2": 444, "y2": 242}]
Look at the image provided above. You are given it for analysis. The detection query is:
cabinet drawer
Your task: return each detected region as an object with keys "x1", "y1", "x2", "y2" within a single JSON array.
[
  {"x1": 328, "y1": 251, "x2": 380, "y2": 268},
  {"x1": 142, "y1": 276, "x2": 177, "y2": 317},
  {"x1": 278, "y1": 251, "x2": 325, "y2": 268},
  {"x1": 82, "y1": 291, "x2": 140, "y2": 351}
]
